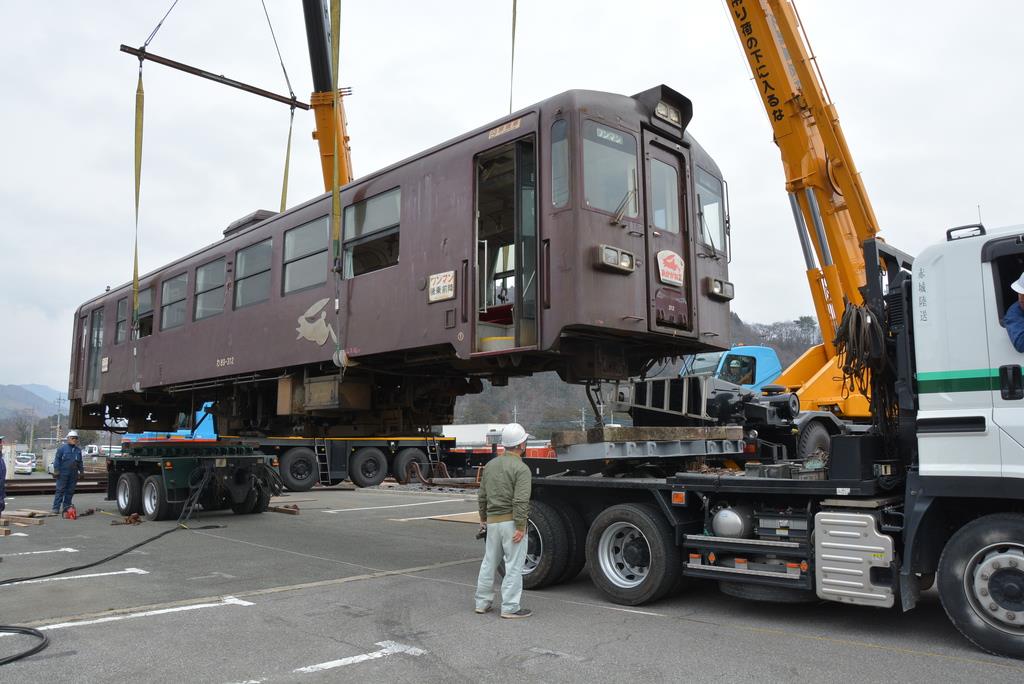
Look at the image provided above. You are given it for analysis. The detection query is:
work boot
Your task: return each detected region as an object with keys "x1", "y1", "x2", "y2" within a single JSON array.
[
  {"x1": 474, "y1": 604, "x2": 492, "y2": 614},
  {"x1": 500, "y1": 609, "x2": 532, "y2": 619}
]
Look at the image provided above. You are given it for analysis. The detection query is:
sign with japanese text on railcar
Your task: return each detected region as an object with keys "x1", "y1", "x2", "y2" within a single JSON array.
[
  {"x1": 657, "y1": 250, "x2": 685, "y2": 287},
  {"x1": 428, "y1": 270, "x2": 456, "y2": 302},
  {"x1": 488, "y1": 118, "x2": 521, "y2": 139}
]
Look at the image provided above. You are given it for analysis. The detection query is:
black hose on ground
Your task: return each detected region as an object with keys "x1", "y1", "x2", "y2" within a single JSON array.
[{"x1": 0, "y1": 626, "x2": 48, "y2": 666}]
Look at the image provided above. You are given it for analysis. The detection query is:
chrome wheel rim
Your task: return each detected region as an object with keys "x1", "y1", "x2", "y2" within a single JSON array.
[
  {"x1": 965, "y1": 542, "x2": 1024, "y2": 634},
  {"x1": 117, "y1": 478, "x2": 130, "y2": 510},
  {"x1": 142, "y1": 480, "x2": 158, "y2": 516},
  {"x1": 598, "y1": 521, "x2": 651, "y2": 589},
  {"x1": 522, "y1": 520, "x2": 542, "y2": 575}
]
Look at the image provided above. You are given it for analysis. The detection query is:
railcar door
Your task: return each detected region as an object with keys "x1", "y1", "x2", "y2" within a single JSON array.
[
  {"x1": 474, "y1": 136, "x2": 538, "y2": 353},
  {"x1": 85, "y1": 307, "x2": 104, "y2": 404},
  {"x1": 641, "y1": 131, "x2": 692, "y2": 334}
]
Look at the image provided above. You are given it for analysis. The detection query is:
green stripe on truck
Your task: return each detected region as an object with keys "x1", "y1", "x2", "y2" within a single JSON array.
[{"x1": 917, "y1": 368, "x2": 999, "y2": 393}]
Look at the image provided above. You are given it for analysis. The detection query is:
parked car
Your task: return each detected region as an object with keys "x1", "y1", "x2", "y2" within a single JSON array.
[
  {"x1": 83, "y1": 444, "x2": 100, "y2": 457},
  {"x1": 14, "y1": 452, "x2": 37, "y2": 475}
]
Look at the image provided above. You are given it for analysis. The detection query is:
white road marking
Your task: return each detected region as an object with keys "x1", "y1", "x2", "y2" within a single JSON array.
[
  {"x1": 558, "y1": 599, "x2": 663, "y2": 616},
  {"x1": 323, "y1": 499, "x2": 466, "y2": 514},
  {"x1": 294, "y1": 641, "x2": 426, "y2": 673},
  {"x1": 9, "y1": 532, "x2": 29, "y2": 537},
  {"x1": 187, "y1": 571, "x2": 237, "y2": 580},
  {"x1": 0, "y1": 596, "x2": 253, "y2": 637},
  {"x1": 390, "y1": 510, "x2": 478, "y2": 522},
  {"x1": 2, "y1": 547, "x2": 79, "y2": 557},
  {"x1": 3, "y1": 567, "x2": 148, "y2": 587}
]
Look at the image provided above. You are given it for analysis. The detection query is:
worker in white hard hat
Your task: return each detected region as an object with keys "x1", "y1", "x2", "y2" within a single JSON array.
[
  {"x1": 51, "y1": 430, "x2": 84, "y2": 514},
  {"x1": 474, "y1": 422, "x2": 534, "y2": 619},
  {"x1": 1005, "y1": 273, "x2": 1024, "y2": 352}
]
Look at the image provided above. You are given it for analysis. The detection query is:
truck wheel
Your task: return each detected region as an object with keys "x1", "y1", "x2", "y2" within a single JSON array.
[
  {"x1": 350, "y1": 447, "x2": 388, "y2": 487},
  {"x1": 116, "y1": 472, "x2": 143, "y2": 516},
  {"x1": 548, "y1": 499, "x2": 588, "y2": 584},
  {"x1": 586, "y1": 503, "x2": 681, "y2": 605},
  {"x1": 938, "y1": 513, "x2": 1024, "y2": 659},
  {"x1": 797, "y1": 421, "x2": 830, "y2": 461},
  {"x1": 251, "y1": 480, "x2": 272, "y2": 514},
  {"x1": 521, "y1": 500, "x2": 570, "y2": 589},
  {"x1": 279, "y1": 447, "x2": 318, "y2": 492},
  {"x1": 141, "y1": 475, "x2": 172, "y2": 521},
  {"x1": 392, "y1": 448, "x2": 430, "y2": 484},
  {"x1": 231, "y1": 486, "x2": 258, "y2": 515}
]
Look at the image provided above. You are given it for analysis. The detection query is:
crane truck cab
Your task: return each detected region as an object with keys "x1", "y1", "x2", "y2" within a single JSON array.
[{"x1": 685, "y1": 345, "x2": 783, "y2": 392}]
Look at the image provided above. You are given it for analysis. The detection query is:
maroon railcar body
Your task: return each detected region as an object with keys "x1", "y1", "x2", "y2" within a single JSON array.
[{"x1": 70, "y1": 86, "x2": 733, "y2": 435}]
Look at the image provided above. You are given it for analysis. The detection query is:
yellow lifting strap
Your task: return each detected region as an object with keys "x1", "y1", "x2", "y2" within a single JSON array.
[
  {"x1": 280, "y1": 106, "x2": 295, "y2": 213},
  {"x1": 132, "y1": 68, "x2": 144, "y2": 328}
]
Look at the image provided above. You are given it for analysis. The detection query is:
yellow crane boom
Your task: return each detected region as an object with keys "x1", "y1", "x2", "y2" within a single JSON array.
[{"x1": 728, "y1": 0, "x2": 879, "y2": 418}]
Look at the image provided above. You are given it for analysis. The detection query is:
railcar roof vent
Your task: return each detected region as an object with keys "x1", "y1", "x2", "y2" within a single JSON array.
[{"x1": 223, "y1": 209, "x2": 277, "y2": 237}]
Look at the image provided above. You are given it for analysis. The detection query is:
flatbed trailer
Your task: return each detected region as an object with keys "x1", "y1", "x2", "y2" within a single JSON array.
[{"x1": 106, "y1": 440, "x2": 276, "y2": 521}]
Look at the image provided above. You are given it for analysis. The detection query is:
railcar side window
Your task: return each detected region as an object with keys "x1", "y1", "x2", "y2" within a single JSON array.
[
  {"x1": 583, "y1": 121, "x2": 637, "y2": 217},
  {"x1": 551, "y1": 119, "x2": 570, "y2": 208},
  {"x1": 235, "y1": 239, "x2": 273, "y2": 308},
  {"x1": 650, "y1": 158, "x2": 681, "y2": 234},
  {"x1": 343, "y1": 188, "x2": 400, "y2": 278},
  {"x1": 160, "y1": 273, "x2": 188, "y2": 330},
  {"x1": 194, "y1": 258, "x2": 226, "y2": 320},
  {"x1": 135, "y1": 287, "x2": 153, "y2": 338},
  {"x1": 284, "y1": 216, "x2": 329, "y2": 294},
  {"x1": 115, "y1": 297, "x2": 128, "y2": 344},
  {"x1": 696, "y1": 167, "x2": 726, "y2": 252}
]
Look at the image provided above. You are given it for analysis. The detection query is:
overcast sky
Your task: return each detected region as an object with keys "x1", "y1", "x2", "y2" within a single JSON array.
[{"x1": 1, "y1": 1, "x2": 1021, "y2": 391}]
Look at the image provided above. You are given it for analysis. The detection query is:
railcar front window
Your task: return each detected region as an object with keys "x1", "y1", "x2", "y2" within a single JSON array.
[
  {"x1": 115, "y1": 297, "x2": 127, "y2": 344},
  {"x1": 195, "y1": 258, "x2": 226, "y2": 320},
  {"x1": 650, "y1": 158, "x2": 680, "y2": 234},
  {"x1": 343, "y1": 188, "x2": 401, "y2": 278},
  {"x1": 284, "y1": 216, "x2": 329, "y2": 294},
  {"x1": 551, "y1": 119, "x2": 570, "y2": 208},
  {"x1": 160, "y1": 273, "x2": 188, "y2": 330},
  {"x1": 235, "y1": 239, "x2": 273, "y2": 308},
  {"x1": 696, "y1": 167, "x2": 726, "y2": 252},
  {"x1": 583, "y1": 121, "x2": 637, "y2": 217}
]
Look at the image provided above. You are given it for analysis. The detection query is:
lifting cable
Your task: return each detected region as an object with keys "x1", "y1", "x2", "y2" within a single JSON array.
[
  {"x1": 260, "y1": 0, "x2": 297, "y2": 213},
  {"x1": 329, "y1": 0, "x2": 347, "y2": 371}
]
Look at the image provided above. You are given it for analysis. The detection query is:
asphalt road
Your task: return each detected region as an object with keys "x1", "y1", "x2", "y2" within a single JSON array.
[{"x1": 1, "y1": 486, "x2": 1022, "y2": 683}]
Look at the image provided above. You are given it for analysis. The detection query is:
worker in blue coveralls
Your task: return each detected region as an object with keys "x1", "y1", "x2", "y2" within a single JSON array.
[
  {"x1": 1005, "y1": 273, "x2": 1024, "y2": 352},
  {"x1": 0, "y1": 435, "x2": 7, "y2": 516},
  {"x1": 52, "y1": 430, "x2": 84, "y2": 514}
]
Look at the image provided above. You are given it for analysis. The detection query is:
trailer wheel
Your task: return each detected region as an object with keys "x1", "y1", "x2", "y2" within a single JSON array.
[
  {"x1": 586, "y1": 503, "x2": 681, "y2": 605},
  {"x1": 350, "y1": 447, "x2": 388, "y2": 487},
  {"x1": 252, "y1": 480, "x2": 272, "y2": 514},
  {"x1": 231, "y1": 486, "x2": 258, "y2": 515},
  {"x1": 938, "y1": 513, "x2": 1024, "y2": 659},
  {"x1": 521, "y1": 500, "x2": 570, "y2": 589},
  {"x1": 797, "y1": 421, "x2": 831, "y2": 461},
  {"x1": 279, "y1": 447, "x2": 318, "y2": 492},
  {"x1": 141, "y1": 475, "x2": 172, "y2": 521},
  {"x1": 548, "y1": 499, "x2": 588, "y2": 584},
  {"x1": 392, "y1": 448, "x2": 430, "y2": 484},
  {"x1": 116, "y1": 472, "x2": 143, "y2": 516}
]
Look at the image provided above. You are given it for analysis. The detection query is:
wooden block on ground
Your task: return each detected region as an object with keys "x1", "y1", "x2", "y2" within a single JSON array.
[
  {"x1": 429, "y1": 511, "x2": 481, "y2": 524},
  {"x1": 269, "y1": 497, "x2": 315, "y2": 504},
  {"x1": 268, "y1": 505, "x2": 301, "y2": 515},
  {"x1": 0, "y1": 528, "x2": 11, "y2": 536},
  {"x1": 1, "y1": 515, "x2": 45, "y2": 525},
  {"x1": 0, "y1": 518, "x2": 8, "y2": 527},
  {"x1": 20, "y1": 508, "x2": 57, "y2": 517}
]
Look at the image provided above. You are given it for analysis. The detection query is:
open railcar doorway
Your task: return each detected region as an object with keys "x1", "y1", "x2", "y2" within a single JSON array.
[{"x1": 474, "y1": 137, "x2": 538, "y2": 354}]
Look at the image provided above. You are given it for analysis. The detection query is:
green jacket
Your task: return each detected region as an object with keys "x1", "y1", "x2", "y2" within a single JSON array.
[{"x1": 478, "y1": 454, "x2": 532, "y2": 531}]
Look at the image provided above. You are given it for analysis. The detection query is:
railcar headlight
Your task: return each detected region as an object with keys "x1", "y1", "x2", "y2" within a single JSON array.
[
  {"x1": 619, "y1": 252, "x2": 634, "y2": 270},
  {"x1": 655, "y1": 101, "x2": 682, "y2": 125},
  {"x1": 705, "y1": 277, "x2": 735, "y2": 301},
  {"x1": 603, "y1": 246, "x2": 619, "y2": 265},
  {"x1": 595, "y1": 245, "x2": 635, "y2": 274}
]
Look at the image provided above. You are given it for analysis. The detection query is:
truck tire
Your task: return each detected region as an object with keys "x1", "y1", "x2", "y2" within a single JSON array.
[
  {"x1": 231, "y1": 486, "x2": 258, "y2": 514},
  {"x1": 521, "y1": 500, "x2": 570, "y2": 589},
  {"x1": 141, "y1": 475, "x2": 172, "y2": 521},
  {"x1": 548, "y1": 499, "x2": 588, "y2": 584},
  {"x1": 392, "y1": 448, "x2": 430, "y2": 484},
  {"x1": 938, "y1": 513, "x2": 1024, "y2": 659},
  {"x1": 116, "y1": 472, "x2": 143, "y2": 516},
  {"x1": 797, "y1": 421, "x2": 831, "y2": 461},
  {"x1": 350, "y1": 447, "x2": 388, "y2": 487},
  {"x1": 252, "y1": 480, "x2": 272, "y2": 514},
  {"x1": 279, "y1": 447, "x2": 318, "y2": 492},
  {"x1": 586, "y1": 503, "x2": 681, "y2": 606}
]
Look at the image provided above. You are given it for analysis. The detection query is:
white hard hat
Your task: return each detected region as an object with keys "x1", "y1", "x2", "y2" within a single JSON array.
[
  {"x1": 1012, "y1": 272, "x2": 1024, "y2": 294},
  {"x1": 500, "y1": 423, "x2": 532, "y2": 448},
  {"x1": 67, "y1": 430, "x2": 79, "y2": 438}
]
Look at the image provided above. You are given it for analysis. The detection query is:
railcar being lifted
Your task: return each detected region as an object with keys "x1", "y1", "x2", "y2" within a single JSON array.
[{"x1": 69, "y1": 85, "x2": 734, "y2": 439}]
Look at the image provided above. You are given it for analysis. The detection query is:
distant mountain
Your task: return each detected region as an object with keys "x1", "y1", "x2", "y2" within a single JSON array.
[
  {"x1": 0, "y1": 385, "x2": 56, "y2": 418},
  {"x1": 20, "y1": 384, "x2": 61, "y2": 404}
]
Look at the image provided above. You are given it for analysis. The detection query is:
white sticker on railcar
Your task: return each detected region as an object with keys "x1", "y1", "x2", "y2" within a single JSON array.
[
  {"x1": 428, "y1": 271, "x2": 456, "y2": 303},
  {"x1": 296, "y1": 297, "x2": 339, "y2": 346},
  {"x1": 656, "y1": 250, "x2": 685, "y2": 286}
]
